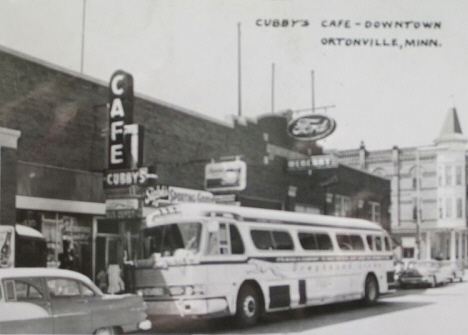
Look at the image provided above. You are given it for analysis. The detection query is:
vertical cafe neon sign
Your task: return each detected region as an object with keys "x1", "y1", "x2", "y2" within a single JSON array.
[{"x1": 108, "y1": 70, "x2": 143, "y2": 170}]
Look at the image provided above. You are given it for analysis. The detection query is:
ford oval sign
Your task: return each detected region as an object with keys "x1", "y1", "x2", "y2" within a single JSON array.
[{"x1": 287, "y1": 113, "x2": 336, "y2": 141}]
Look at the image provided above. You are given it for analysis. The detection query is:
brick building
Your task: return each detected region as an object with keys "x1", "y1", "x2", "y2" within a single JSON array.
[{"x1": 0, "y1": 46, "x2": 390, "y2": 281}]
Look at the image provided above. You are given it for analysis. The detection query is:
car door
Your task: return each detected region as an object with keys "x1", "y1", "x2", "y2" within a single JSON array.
[
  {"x1": 0, "y1": 277, "x2": 53, "y2": 334},
  {"x1": 45, "y1": 277, "x2": 92, "y2": 334},
  {"x1": 77, "y1": 280, "x2": 119, "y2": 331}
]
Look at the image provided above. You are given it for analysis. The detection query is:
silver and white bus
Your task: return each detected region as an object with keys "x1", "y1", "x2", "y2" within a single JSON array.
[{"x1": 132, "y1": 203, "x2": 395, "y2": 326}]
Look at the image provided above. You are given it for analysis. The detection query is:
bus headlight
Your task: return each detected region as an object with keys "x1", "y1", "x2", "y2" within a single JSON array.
[
  {"x1": 191, "y1": 284, "x2": 205, "y2": 295},
  {"x1": 139, "y1": 287, "x2": 166, "y2": 297},
  {"x1": 169, "y1": 286, "x2": 185, "y2": 296},
  {"x1": 168, "y1": 285, "x2": 204, "y2": 296}
]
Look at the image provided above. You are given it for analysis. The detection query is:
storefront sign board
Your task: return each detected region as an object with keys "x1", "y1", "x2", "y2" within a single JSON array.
[
  {"x1": 104, "y1": 166, "x2": 156, "y2": 188},
  {"x1": 288, "y1": 155, "x2": 338, "y2": 171},
  {"x1": 287, "y1": 113, "x2": 336, "y2": 141},
  {"x1": 205, "y1": 160, "x2": 247, "y2": 192},
  {"x1": 144, "y1": 185, "x2": 214, "y2": 207}
]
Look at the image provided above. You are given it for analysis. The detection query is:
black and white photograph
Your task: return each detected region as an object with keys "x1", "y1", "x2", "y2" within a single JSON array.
[{"x1": 0, "y1": 0, "x2": 467, "y2": 334}]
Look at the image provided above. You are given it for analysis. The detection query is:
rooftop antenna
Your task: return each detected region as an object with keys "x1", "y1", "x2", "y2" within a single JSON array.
[
  {"x1": 237, "y1": 22, "x2": 242, "y2": 117},
  {"x1": 80, "y1": 0, "x2": 87, "y2": 74},
  {"x1": 311, "y1": 70, "x2": 315, "y2": 113}
]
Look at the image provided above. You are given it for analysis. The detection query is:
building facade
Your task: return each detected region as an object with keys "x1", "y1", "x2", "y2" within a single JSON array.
[
  {"x1": 0, "y1": 46, "x2": 390, "y2": 283},
  {"x1": 334, "y1": 108, "x2": 468, "y2": 264}
]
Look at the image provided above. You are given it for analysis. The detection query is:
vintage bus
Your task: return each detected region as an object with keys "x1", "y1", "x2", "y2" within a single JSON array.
[{"x1": 132, "y1": 203, "x2": 395, "y2": 326}]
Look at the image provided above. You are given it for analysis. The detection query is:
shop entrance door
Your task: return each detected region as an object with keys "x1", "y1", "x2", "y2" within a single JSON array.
[{"x1": 95, "y1": 236, "x2": 121, "y2": 291}]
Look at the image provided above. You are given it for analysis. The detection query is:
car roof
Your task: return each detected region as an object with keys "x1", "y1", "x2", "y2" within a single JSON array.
[{"x1": 0, "y1": 268, "x2": 93, "y2": 284}]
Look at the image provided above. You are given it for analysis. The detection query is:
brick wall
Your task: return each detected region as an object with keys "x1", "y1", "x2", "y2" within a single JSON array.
[
  {"x1": 0, "y1": 48, "x2": 390, "y2": 222},
  {"x1": 0, "y1": 48, "x2": 289, "y2": 205}
]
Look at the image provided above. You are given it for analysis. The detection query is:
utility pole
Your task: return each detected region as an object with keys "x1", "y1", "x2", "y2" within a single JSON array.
[
  {"x1": 311, "y1": 70, "x2": 315, "y2": 113},
  {"x1": 416, "y1": 148, "x2": 422, "y2": 259},
  {"x1": 237, "y1": 22, "x2": 242, "y2": 117},
  {"x1": 80, "y1": 0, "x2": 87, "y2": 74}
]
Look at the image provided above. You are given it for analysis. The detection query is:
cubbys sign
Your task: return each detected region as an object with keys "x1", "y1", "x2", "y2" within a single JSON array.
[{"x1": 287, "y1": 113, "x2": 336, "y2": 141}]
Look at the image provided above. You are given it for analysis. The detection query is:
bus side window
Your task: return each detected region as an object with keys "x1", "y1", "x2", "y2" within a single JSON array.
[
  {"x1": 350, "y1": 235, "x2": 365, "y2": 250},
  {"x1": 384, "y1": 236, "x2": 391, "y2": 251},
  {"x1": 316, "y1": 233, "x2": 333, "y2": 250},
  {"x1": 298, "y1": 232, "x2": 318, "y2": 250},
  {"x1": 375, "y1": 236, "x2": 383, "y2": 251},
  {"x1": 272, "y1": 231, "x2": 294, "y2": 250},
  {"x1": 336, "y1": 234, "x2": 352, "y2": 250},
  {"x1": 251, "y1": 230, "x2": 274, "y2": 250},
  {"x1": 366, "y1": 235, "x2": 375, "y2": 251},
  {"x1": 230, "y1": 224, "x2": 244, "y2": 254}
]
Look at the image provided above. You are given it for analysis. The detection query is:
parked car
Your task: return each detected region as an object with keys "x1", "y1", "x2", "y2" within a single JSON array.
[
  {"x1": 399, "y1": 260, "x2": 452, "y2": 288},
  {"x1": 0, "y1": 268, "x2": 152, "y2": 334},
  {"x1": 440, "y1": 261, "x2": 465, "y2": 283},
  {"x1": 389, "y1": 260, "x2": 404, "y2": 289}
]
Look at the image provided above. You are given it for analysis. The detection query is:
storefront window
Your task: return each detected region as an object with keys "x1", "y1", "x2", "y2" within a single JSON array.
[
  {"x1": 457, "y1": 198, "x2": 463, "y2": 218},
  {"x1": 334, "y1": 195, "x2": 351, "y2": 217},
  {"x1": 438, "y1": 165, "x2": 443, "y2": 186},
  {"x1": 446, "y1": 198, "x2": 452, "y2": 218},
  {"x1": 368, "y1": 201, "x2": 381, "y2": 223},
  {"x1": 445, "y1": 165, "x2": 452, "y2": 186},
  {"x1": 17, "y1": 210, "x2": 92, "y2": 275},
  {"x1": 456, "y1": 166, "x2": 462, "y2": 185},
  {"x1": 438, "y1": 198, "x2": 443, "y2": 219}
]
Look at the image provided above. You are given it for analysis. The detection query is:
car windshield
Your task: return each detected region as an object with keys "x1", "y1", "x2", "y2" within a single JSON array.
[{"x1": 142, "y1": 222, "x2": 202, "y2": 257}]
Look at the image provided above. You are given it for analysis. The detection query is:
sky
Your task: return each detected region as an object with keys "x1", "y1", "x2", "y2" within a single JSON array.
[{"x1": 0, "y1": 0, "x2": 466, "y2": 151}]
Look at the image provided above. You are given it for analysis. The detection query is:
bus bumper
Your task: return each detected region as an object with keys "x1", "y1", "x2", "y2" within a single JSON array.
[{"x1": 146, "y1": 297, "x2": 230, "y2": 318}]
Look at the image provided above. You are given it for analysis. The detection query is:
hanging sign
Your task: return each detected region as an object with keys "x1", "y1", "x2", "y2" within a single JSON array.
[
  {"x1": 105, "y1": 199, "x2": 142, "y2": 219},
  {"x1": 288, "y1": 155, "x2": 339, "y2": 171},
  {"x1": 205, "y1": 160, "x2": 247, "y2": 192},
  {"x1": 287, "y1": 113, "x2": 336, "y2": 141},
  {"x1": 107, "y1": 70, "x2": 144, "y2": 171},
  {"x1": 144, "y1": 186, "x2": 214, "y2": 206},
  {"x1": 104, "y1": 166, "x2": 157, "y2": 188}
]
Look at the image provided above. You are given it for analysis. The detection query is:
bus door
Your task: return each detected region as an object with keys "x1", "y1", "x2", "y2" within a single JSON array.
[{"x1": 204, "y1": 220, "x2": 246, "y2": 306}]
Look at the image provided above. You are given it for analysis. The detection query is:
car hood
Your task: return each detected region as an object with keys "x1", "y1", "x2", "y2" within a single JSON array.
[{"x1": 402, "y1": 268, "x2": 435, "y2": 276}]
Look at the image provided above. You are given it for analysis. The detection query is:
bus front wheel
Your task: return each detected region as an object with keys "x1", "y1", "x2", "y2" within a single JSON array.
[
  {"x1": 363, "y1": 274, "x2": 379, "y2": 305},
  {"x1": 236, "y1": 285, "x2": 261, "y2": 327}
]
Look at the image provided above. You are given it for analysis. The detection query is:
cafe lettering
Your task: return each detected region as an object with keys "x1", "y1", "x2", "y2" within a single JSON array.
[{"x1": 108, "y1": 70, "x2": 135, "y2": 170}]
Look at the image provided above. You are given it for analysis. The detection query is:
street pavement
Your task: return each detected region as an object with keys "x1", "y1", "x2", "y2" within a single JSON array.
[{"x1": 146, "y1": 278, "x2": 468, "y2": 334}]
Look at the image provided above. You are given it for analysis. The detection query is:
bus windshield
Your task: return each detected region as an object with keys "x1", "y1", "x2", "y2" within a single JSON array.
[{"x1": 142, "y1": 222, "x2": 202, "y2": 258}]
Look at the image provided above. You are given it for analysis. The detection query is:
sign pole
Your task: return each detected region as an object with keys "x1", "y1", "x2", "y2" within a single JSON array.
[{"x1": 311, "y1": 70, "x2": 315, "y2": 113}]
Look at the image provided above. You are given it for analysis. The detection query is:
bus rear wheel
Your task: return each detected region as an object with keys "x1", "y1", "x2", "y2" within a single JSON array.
[
  {"x1": 236, "y1": 285, "x2": 261, "y2": 327},
  {"x1": 363, "y1": 274, "x2": 379, "y2": 305}
]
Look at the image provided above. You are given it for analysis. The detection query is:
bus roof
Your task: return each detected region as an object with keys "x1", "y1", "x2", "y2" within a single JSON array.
[{"x1": 146, "y1": 203, "x2": 384, "y2": 232}]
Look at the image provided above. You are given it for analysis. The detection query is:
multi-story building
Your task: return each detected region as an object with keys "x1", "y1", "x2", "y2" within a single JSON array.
[{"x1": 333, "y1": 108, "x2": 468, "y2": 263}]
